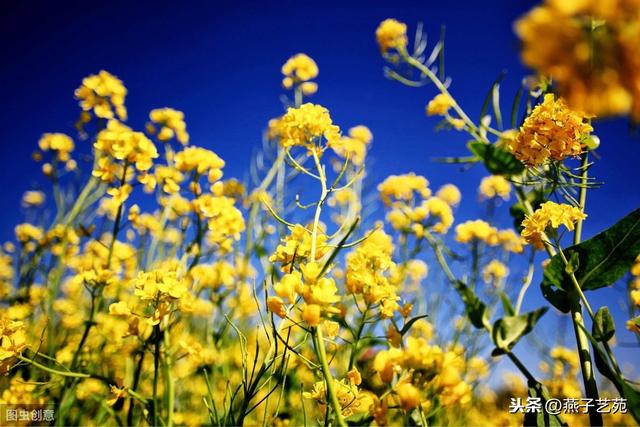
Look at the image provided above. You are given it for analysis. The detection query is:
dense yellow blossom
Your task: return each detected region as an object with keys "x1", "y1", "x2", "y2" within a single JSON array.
[
  {"x1": 94, "y1": 120, "x2": 159, "y2": 174},
  {"x1": 332, "y1": 125, "x2": 373, "y2": 165},
  {"x1": 378, "y1": 173, "x2": 431, "y2": 206},
  {"x1": 479, "y1": 175, "x2": 511, "y2": 200},
  {"x1": 521, "y1": 201, "x2": 587, "y2": 248},
  {"x1": 0, "y1": 316, "x2": 27, "y2": 373},
  {"x1": 516, "y1": 0, "x2": 640, "y2": 120},
  {"x1": 278, "y1": 103, "x2": 341, "y2": 151},
  {"x1": 281, "y1": 53, "x2": 319, "y2": 94},
  {"x1": 508, "y1": 94, "x2": 593, "y2": 166},
  {"x1": 174, "y1": 146, "x2": 225, "y2": 183},
  {"x1": 38, "y1": 133, "x2": 75, "y2": 162},
  {"x1": 426, "y1": 93, "x2": 455, "y2": 116},
  {"x1": 75, "y1": 70, "x2": 127, "y2": 120},
  {"x1": 376, "y1": 18, "x2": 408, "y2": 53},
  {"x1": 455, "y1": 220, "x2": 499, "y2": 245},
  {"x1": 482, "y1": 259, "x2": 509, "y2": 285},
  {"x1": 436, "y1": 184, "x2": 461, "y2": 206},
  {"x1": 345, "y1": 229, "x2": 399, "y2": 317},
  {"x1": 148, "y1": 107, "x2": 189, "y2": 144}
]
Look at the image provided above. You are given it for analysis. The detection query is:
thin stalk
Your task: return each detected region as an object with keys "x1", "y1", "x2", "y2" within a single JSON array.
[{"x1": 313, "y1": 328, "x2": 347, "y2": 427}]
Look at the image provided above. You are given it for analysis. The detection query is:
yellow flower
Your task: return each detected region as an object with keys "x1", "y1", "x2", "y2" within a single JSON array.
[
  {"x1": 426, "y1": 93, "x2": 455, "y2": 116},
  {"x1": 148, "y1": 107, "x2": 189, "y2": 144},
  {"x1": 376, "y1": 19, "x2": 408, "y2": 53},
  {"x1": 75, "y1": 70, "x2": 127, "y2": 120},
  {"x1": 455, "y1": 220, "x2": 499, "y2": 245},
  {"x1": 267, "y1": 296, "x2": 287, "y2": 318},
  {"x1": 302, "y1": 304, "x2": 321, "y2": 326},
  {"x1": 274, "y1": 271, "x2": 302, "y2": 304},
  {"x1": 378, "y1": 173, "x2": 431, "y2": 206},
  {"x1": 282, "y1": 53, "x2": 319, "y2": 89},
  {"x1": 174, "y1": 146, "x2": 225, "y2": 182},
  {"x1": 94, "y1": 120, "x2": 159, "y2": 174},
  {"x1": 508, "y1": 94, "x2": 592, "y2": 166},
  {"x1": 106, "y1": 184, "x2": 133, "y2": 206},
  {"x1": 38, "y1": 133, "x2": 75, "y2": 162},
  {"x1": 521, "y1": 201, "x2": 587, "y2": 249},
  {"x1": 0, "y1": 316, "x2": 27, "y2": 373},
  {"x1": 278, "y1": 103, "x2": 341, "y2": 151},
  {"x1": 482, "y1": 260, "x2": 509, "y2": 285},
  {"x1": 332, "y1": 125, "x2": 373, "y2": 165},
  {"x1": 479, "y1": 175, "x2": 511, "y2": 200},
  {"x1": 21, "y1": 191, "x2": 45, "y2": 208},
  {"x1": 515, "y1": 1, "x2": 640, "y2": 119},
  {"x1": 436, "y1": 184, "x2": 461, "y2": 206},
  {"x1": 396, "y1": 382, "x2": 421, "y2": 410}
]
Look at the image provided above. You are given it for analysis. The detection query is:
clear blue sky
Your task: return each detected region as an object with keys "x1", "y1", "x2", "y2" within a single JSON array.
[{"x1": 2, "y1": 0, "x2": 639, "y2": 380}]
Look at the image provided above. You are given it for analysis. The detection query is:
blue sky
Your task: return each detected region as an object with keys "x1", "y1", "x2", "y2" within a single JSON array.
[{"x1": 2, "y1": 0, "x2": 639, "y2": 383}]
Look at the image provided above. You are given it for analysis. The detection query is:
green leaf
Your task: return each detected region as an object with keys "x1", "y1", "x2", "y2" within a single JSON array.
[
  {"x1": 400, "y1": 314, "x2": 429, "y2": 336},
  {"x1": 541, "y1": 208, "x2": 640, "y2": 293},
  {"x1": 592, "y1": 306, "x2": 615, "y2": 342},
  {"x1": 491, "y1": 307, "x2": 548, "y2": 352},
  {"x1": 523, "y1": 383, "x2": 567, "y2": 427},
  {"x1": 468, "y1": 141, "x2": 525, "y2": 176},
  {"x1": 579, "y1": 322, "x2": 640, "y2": 423},
  {"x1": 540, "y1": 280, "x2": 570, "y2": 313},
  {"x1": 498, "y1": 291, "x2": 515, "y2": 316},
  {"x1": 453, "y1": 280, "x2": 489, "y2": 330},
  {"x1": 479, "y1": 71, "x2": 506, "y2": 125}
]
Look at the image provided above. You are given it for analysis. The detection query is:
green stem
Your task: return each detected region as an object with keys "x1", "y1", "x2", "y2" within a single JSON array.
[
  {"x1": 313, "y1": 328, "x2": 347, "y2": 427},
  {"x1": 18, "y1": 354, "x2": 90, "y2": 378}
]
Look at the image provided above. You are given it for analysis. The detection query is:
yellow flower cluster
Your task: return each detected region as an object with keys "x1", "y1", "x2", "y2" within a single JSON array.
[
  {"x1": 626, "y1": 256, "x2": 640, "y2": 334},
  {"x1": 282, "y1": 53, "x2": 319, "y2": 95},
  {"x1": 516, "y1": 0, "x2": 640, "y2": 120},
  {"x1": 426, "y1": 93, "x2": 455, "y2": 116},
  {"x1": 478, "y1": 175, "x2": 511, "y2": 200},
  {"x1": 0, "y1": 316, "x2": 27, "y2": 373},
  {"x1": 332, "y1": 125, "x2": 373, "y2": 165},
  {"x1": 373, "y1": 333, "x2": 475, "y2": 417},
  {"x1": 509, "y1": 94, "x2": 593, "y2": 166},
  {"x1": 269, "y1": 224, "x2": 329, "y2": 269},
  {"x1": 21, "y1": 191, "x2": 46, "y2": 208},
  {"x1": 380, "y1": 174, "x2": 456, "y2": 236},
  {"x1": 192, "y1": 194, "x2": 245, "y2": 253},
  {"x1": 38, "y1": 133, "x2": 75, "y2": 162},
  {"x1": 345, "y1": 229, "x2": 400, "y2": 317},
  {"x1": 148, "y1": 108, "x2": 189, "y2": 144},
  {"x1": 378, "y1": 173, "x2": 431, "y2": 206},
  {"x1": 436, "y1": 184, "x2": 462, "y2": 206},
  {"x1": 278, "y1": 103, "x2": 341, "y2": 151},
  {"x1": 303, "y1": 375, "x2": 373, "y2": 417},
  {"x1": 94, "y1": 120, "x2": 159, "y2": 176},
  {"x1": 75, "y1": 70, "x2": 127, "y2": 120},
  {"x1": 376, "y1": 18, "x2": 408, "y2": 53},
  {"x1": 482, "y1": 259, "x2": 509, "y2": 286},
  {"x1": 456, "y1": 220, "x2": 526, "y2": 253},
  {"x1": 174, "y1": 146, "x2": 225, "y2": 183},
  {"x1": 521, "y1": 201, "x2": 587, "y2": 249}
]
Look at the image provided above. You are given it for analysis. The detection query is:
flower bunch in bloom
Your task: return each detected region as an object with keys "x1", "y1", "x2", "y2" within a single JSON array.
[
  {"x1": 478, "y1": 175, "x2": 511, "y2": 200},
  {"x1": 147, "y1": 108, "x2": 189, "y2": 145},
  {"x1": 278, "y1": 103, "x2": 341, "y2": 152},
  {"x1": 303, "y1": 374, "x2": 373, "y2": 417},
  {"x1": 0, "y1": 316, "x2": 27, "y2": 374},
  {"x1": 332, "y1": 125, "x2": 373, "y2": 165},
  {"x1": 521, "y1": 201, "x2": 587, "y2": 249},
  {"x1": 508, "y1": 94, "x2": 593, "y2": 166},
  {"x1": 516, "y1": 0, "x2": 640, "y2": 120},
  {"x1": 281, "y1": 53, "x2": 319, "y2": 95},
  {"x1": 379, "y1": 174, "x2": 456, "y2": 236},
  {"x1": 345, "y1": 229, "x2": 400, "y2": 317},
  {"x1": 75, "y1": 70, "x2": 127, "y2": 120},
  {"x1": 456, "y1": 220, "x2": 525, "y2": 254},
  {"x1": 375, "y1": 18, "x2": 408, "y2": 53},
  {"x1": 174, "y1": 146, "x2": 225, "y2": 183}
]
